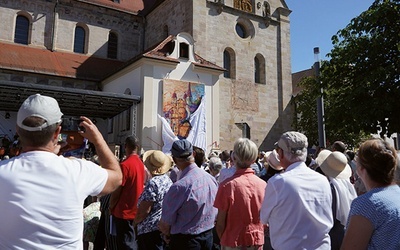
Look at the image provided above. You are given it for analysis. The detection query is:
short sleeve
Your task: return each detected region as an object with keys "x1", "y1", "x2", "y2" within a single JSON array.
[
  {"x1": 139, "y1": 179, "x2": 157, "y2": 203},
  {"x1": 348, "y1": 196, "x2": 377, "y2": 226},
  {"x1": 74, "y1": 159, "x2": 108, "y2": 198},
  {"x1": 214, "y1": 183, "x2": 231, "y2": 212},
  {"x1": 120, "y1": 162, "x2": 129, "y2": 187}
]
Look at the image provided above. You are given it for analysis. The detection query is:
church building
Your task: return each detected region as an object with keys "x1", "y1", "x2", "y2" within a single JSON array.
[{"x1": 0, "y1": 0, "x2": 293, "y2": 155}]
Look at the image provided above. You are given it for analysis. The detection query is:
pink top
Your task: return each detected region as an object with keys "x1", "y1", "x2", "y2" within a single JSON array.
[{"x1": 214, "y1": 168, "x2": 266, "y2": 247}]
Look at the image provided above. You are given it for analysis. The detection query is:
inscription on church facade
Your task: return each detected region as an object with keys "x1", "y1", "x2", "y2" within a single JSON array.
[{"x1": 233, "y1": 0, "x2": 252, "y2": 13}]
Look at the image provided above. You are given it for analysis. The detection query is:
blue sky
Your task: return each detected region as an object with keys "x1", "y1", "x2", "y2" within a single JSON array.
[{"x1": 285, "y1": 0, "x2": 375, "y2": 73}]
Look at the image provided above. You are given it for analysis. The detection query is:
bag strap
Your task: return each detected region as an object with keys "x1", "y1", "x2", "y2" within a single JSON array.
[{"x1": 330, "y1": 183, "x2": 337, "y2": 220}]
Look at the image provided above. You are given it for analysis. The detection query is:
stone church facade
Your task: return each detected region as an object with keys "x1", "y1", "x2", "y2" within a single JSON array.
[
  {"x1": 144, "y1": 0, "x2": 293, "y2": 150},
  {"x1": 0, "y1": 0, "x2": 293, "y2": 153}
]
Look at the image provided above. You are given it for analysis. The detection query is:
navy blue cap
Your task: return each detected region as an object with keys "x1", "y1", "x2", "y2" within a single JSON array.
[{"x1": 171, "y1": 139, "x2": 193, "y2": 158}]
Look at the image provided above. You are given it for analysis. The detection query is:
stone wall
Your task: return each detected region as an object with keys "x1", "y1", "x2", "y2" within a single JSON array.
[
  {"x1": 0, "y1": 0, "x2": 294, "y2": 151},
  {"x1": 191, "y1": 0, "x2": 293, "y2": 151},
  {"x1": 144, "y1": 0, "x2": 193, "y2": 49},
  {"x1": 0, "y1": 0, "x2": 142, "y2": 61}
]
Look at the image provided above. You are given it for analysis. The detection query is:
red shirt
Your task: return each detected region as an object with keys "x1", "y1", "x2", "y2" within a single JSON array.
[
  {"x1": 111, "y1": 154, "x2": 145, "y2": 220},
  {"x1": 214, "y1": 168, "x2": 266, "y2": 247}
]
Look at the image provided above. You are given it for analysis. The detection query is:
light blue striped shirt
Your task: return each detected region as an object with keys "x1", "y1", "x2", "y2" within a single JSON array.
[{"x1": 161, "y1": 163, "x2": 218, "y2": 234}]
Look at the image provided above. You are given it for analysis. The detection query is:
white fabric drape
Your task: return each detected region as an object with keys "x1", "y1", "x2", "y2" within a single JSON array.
[
  {"x1": 187, "y1": 97, "x2": 207, "y2": 152},
  {"x1": 158, "y1": 96, "x2": 207, "y2": 154},
  {"x1": 158, "y1": 114, "x2": 178, "y2": 154}
]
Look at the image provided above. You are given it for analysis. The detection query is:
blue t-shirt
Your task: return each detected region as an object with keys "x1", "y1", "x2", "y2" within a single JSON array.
[{"x1": 348, "y1": 185, "x2": 400, "y2": 250}]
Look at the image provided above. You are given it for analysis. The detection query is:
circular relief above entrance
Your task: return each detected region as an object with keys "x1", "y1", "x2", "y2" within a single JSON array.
[{"x1": 235, "y1": 18, "x2": 255, "y2": 39}]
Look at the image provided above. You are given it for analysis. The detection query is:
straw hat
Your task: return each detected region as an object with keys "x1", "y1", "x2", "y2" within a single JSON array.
[
  {"x1": 317, "y1": 150, "x2": 352, "y2": 179},
  {"x1": 264, "y1": 150, "x2": 283, "y2": 171},
  {"x1": 143, "y1": 150, "x2": 173, "y2": 176}
]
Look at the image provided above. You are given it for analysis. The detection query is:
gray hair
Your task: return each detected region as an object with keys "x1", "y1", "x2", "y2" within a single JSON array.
[
  {"x1": 208, "y1": 157, "x2": 223, "y2": 173},
  {"x1": 282, "y1": 148, "x2": 307, "y2": 164},
  {"x1": 173, "y1": 154, "x2": 195, "y2": 164},
  {"x1": 233, "y1": 138, "x2": 258, "y2": 169}
]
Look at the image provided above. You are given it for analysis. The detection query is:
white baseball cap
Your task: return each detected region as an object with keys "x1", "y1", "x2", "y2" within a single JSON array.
[
  {"x1": 276, "y1": 131, "x2": 308, "y2": 156},
  {"x1": 17, "y1": 94, "x2": 63, "y2": 131}
]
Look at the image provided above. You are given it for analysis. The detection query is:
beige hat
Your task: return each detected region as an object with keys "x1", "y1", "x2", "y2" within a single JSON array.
[
  {"x1": 315, "y1": 149, "x2": 332, "y2": 167},
  {"x1": 143, "y1": 150, "x2": 173, "y2": 176},
  {"x1": 265, "y1": 150, "x2": 283, "y2": 171},
  {"x1": 318, "y1": 150, "x2": 352, "y2": 179}
]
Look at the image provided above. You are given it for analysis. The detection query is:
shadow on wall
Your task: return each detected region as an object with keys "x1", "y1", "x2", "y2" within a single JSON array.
[{"x1": 259, "y1": 99, "x2": 295, "y2": 151}]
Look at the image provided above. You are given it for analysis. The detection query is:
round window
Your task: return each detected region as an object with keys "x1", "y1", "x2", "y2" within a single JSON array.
[{"x1": 235, "y1": 23, "x2": 248, "y2": 39}]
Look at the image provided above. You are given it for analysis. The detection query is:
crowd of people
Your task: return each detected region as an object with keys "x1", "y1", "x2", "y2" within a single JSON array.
[{"x1": 0, "y1": 93, "x2": 400, "y2": 250}]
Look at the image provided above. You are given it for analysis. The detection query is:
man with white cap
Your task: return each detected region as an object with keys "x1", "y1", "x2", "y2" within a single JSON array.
[
  {"x1": 0, "y1": 94, "x2": 122, "y2": 249},
  {"x1": 260, "y1": 131, "x2": 333, "y2": 250}
]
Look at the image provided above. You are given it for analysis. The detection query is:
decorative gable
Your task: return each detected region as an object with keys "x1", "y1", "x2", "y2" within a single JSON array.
[{"x1": 167, "y1": 32, "x2": 196, "y2": 62}]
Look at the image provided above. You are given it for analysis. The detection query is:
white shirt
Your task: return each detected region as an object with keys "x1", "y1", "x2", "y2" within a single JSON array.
[
  {"x1": 0, "y1": 151, "x2": 108, "y2": 250},
  {"x1": 260, "y1": 161, "x2": 333, "y2": 250},
  {"x1": 329, "y1": 177, "x2": 357, "y2": 226}
]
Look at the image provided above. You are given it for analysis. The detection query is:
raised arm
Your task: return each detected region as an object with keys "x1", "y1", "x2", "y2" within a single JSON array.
[{"x1": 79, "y1": 116, "x2": 122, "y2": 195}]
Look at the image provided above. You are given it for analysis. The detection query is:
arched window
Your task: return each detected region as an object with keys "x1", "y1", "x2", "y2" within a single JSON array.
[
  {"x1": 14, "y1": 15, "x2": 30, "y2": 44},
  {"x1": 179, "y1": 43, "x2": 189, "y2": 59},
  {"x1": 74, "y1": 26, "x2": 86, "y2": 54},
  {"x1": 254, "y1": 54, "x2": 266, "y2": 84},
  {"x1": 107, "y1": 32, "x2": 118, "y2": 59},
  {"x1": 223, "y1": 48, "x2": 236, "y2": 79}
]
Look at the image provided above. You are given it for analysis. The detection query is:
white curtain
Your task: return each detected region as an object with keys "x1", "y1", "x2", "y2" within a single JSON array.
[
  {"x1": 158, "y1": 114, "x2": 178, "y2": 154},
  {"x1": 187, "y1": 97, "x2": 207, "y2": 152},
  {"x1": 158, "y1": 96, "x2": 207, "y2": 154}
]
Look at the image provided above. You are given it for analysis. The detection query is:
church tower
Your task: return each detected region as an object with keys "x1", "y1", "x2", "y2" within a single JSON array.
[{"x1": 144, "y1": 0, "x2": 293, "y2": 150}]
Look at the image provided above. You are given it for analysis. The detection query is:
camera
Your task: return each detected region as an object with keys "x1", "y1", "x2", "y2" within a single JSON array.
[{"x1": 61, "y1": 117, "x2": 85, "y2": 132}]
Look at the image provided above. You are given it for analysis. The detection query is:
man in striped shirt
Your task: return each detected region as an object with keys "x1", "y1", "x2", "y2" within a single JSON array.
[{"x1": 159, "y1": 139, "x2": 218, "y2": 250}]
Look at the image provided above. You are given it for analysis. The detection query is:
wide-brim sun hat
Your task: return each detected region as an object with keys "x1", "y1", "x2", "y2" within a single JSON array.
[
  {"x1": 143, "y1": 150, "x2": 173, "y2": 176},
  {"x1": 319, "y1": 150, "x2": 352, "y2": 179},
  {"x1": 266, "y1": 149, "x2": 283, "y2": 171},
  {"x1": 315, "y1": 149, "x2": 332, "y2": 167}
]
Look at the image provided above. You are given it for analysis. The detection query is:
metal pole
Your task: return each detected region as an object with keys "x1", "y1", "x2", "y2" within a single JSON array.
[{"x1": 314, "y1": 47, "x2": 326, "y2": 148}]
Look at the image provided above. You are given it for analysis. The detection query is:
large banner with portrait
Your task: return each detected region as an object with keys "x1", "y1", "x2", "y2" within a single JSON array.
[{"x1": 160, "y1": 79, "x2": 206, "y2": 153}]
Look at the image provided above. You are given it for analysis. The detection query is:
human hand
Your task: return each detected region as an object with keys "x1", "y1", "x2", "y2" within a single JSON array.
[{"x1": 77, "y1": 116, "x2": 103, "y2": 144}]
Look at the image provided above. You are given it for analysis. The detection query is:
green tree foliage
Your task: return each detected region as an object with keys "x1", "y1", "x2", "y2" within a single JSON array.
[
  {"x1": 293, "y1": 73, "x2": 370, "y2": 149},
  {"x1": 293, "y1": 76, "x2": 320, "y2": 147},
  {"x1": 322, "y1": 0, "x2": 400, "y2": 138},
  {"x1": 294, "y1": 0, "x2": 399, "y2": 147}
]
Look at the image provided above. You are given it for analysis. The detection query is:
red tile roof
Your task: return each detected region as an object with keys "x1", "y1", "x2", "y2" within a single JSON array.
[
  {"x1": 77, "y1": 0, "x2": 144, "y2": 14},
  {"x1": 0, "y1": 43, "x2": 125, "y2": 81}
]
